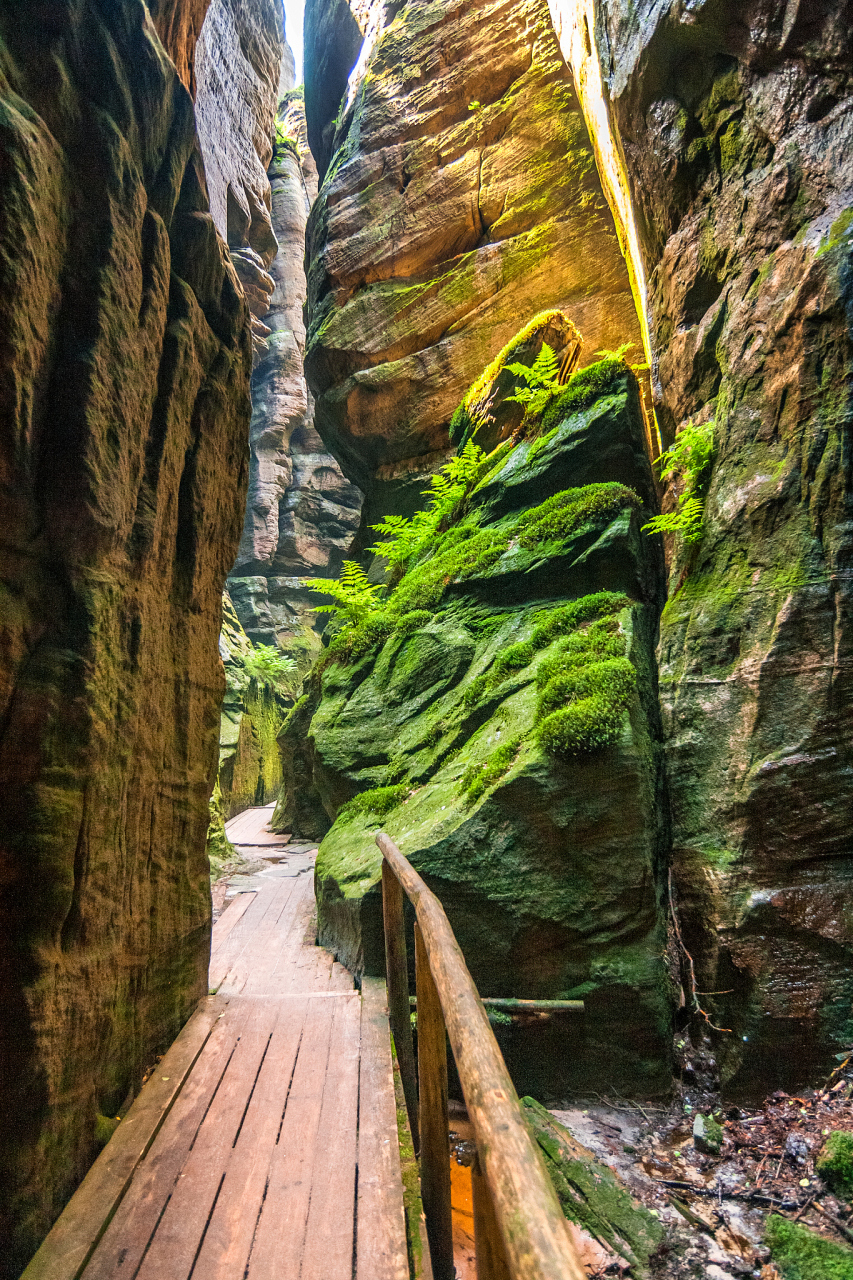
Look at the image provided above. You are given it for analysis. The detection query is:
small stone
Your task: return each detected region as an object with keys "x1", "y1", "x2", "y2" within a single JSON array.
[
  {"x1": 785, "y1": 1132, "x2": 810, "y2": 1164},
  {"x1": 693, "y1": 1113, "x2": 724, "y2": 1155}
]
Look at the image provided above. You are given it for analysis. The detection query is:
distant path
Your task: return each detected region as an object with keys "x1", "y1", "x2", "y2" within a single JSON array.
[{"x1": 24, "y1": 809, "x2": 411, "y2": 1280}]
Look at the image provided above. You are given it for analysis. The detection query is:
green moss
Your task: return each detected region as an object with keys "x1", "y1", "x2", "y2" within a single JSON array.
[
  {"x1": 94, "y1": 1114, "x2": 120, "y2": 1150},
  {"x1": 449, "y1": 309, "x2": 578, "y2": 447},
  {"x1": 719, "y1": 119, "x2": 744, "y2": 174},
  {"x1": 338, "y1": 783, "x2": 410, "y2": 823},
  {"x1": 537, "y1": 650, "x2": 635, "y2": 757},
  {"x1": 522, "y1": 1098, "x2": 662, "y2": 1271},
  {"x1": 765, "y1": 1215, "x2": 853, "y2": 1280},
  {"x1": 819, "y1": 207, "x2": 853, "y2": 258},
  {"x1": 492, "y1": 640, "x2": 537, "y2": 682},
  {"x1": 395, "y1": 609, "x2": 432, "y2": 635},
  {"x1": 527, "y1": 426, "x2": 558, "y2": 462},
  {"x1": 817, "y1": 1131, "x2": 853, "y2": 1198},
  {"x1": 538, "y1": 356, "x2": 625, "y2": 430},
  {"x1": 461, "y1": 735, "x2": 522, "y2": 802}
]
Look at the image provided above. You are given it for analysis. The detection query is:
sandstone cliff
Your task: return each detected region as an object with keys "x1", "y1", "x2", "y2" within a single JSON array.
[
  {"x1": 303, "y1": 0, "x2": 644, "y2": 531},
  {"x1": 0, "y1": 2, "x2": 252, "y2": 1269},
  {"x1": 196, "y1": 0, "x2": 284, "y2": 360},
  {"x1": 228, "y1": 90, "x2": 363, "y2": 649},
  {"x1": 547, "y1": 0, "x2": 853, "y2": 1092}
]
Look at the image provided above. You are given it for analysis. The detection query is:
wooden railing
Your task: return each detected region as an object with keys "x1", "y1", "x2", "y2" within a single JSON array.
[{"x1": 377, "y1": 833, "x2": 588, "y2": 1280}]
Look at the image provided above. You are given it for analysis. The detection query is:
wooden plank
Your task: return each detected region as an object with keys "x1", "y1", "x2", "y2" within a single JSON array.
[
  {"x1": 472, "y1": 1156, "x2": 512, "y2": 1280},
  {"x1": 244, "y1": 993, "x2": 338, "y2": 1278},
  {"x1": 133, "y1": 999, "x2": 285, "y2": 1279},
  {"x1": 415, "y1": 922, "x2": 453, "y2": 1280},
  {"x1": 377, "y1": 833, "x2": 587, "y2": 1280},
  {"x1": 208, "y1": 879, "x2": 291, "y2": 991},
  {"x1": 82, "y1": 1001, "x2": 255, "y2": 1280},
  {"x1": 211, "y1": 891, "x2": 256, "y2": 954},
  {"x1": 356, "y1": 978, "x2": 409, "y2": 1280},
  {"x1": 299, "y1": 992, "x2": 361, "y2": 1280},
  {"x1": 240, "y1": 874, "x2": 330, "y2": 997},
  {"x1": 382, "y1": 859, "x2": 419, "y2": 1152},
  {"x1": 215, "y1": 877, "x2": 298, "y2": 995},
  {"x1": 190, "y1": 997, "x2": 312, "y2": 1279},
  {"x1": 21, "y1": 997, "x2": 228, "y2": 1280}
]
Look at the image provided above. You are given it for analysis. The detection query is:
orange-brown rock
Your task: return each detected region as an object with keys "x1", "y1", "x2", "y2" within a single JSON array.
[
  {"x1": 304, "y1": 0, "x2": 643, "y2": 523},
  {"x1": 149, "y1": 0, "x2": 212, "y2": 96},
  {"x1": 0, "y1": 2, "x2": 251, "y2": 1270},
  {"x1": 589, "y1": 0, "x2": 853, "y2": 1093}
]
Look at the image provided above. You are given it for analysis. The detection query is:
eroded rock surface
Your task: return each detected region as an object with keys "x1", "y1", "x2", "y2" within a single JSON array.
[
  {"x1": 286, "y1": 357, "x2": 674, "y2": 1095},
  {"x1": 196, "y1": 0, "x2": 284, "y2": 358},
  {"x1": 229, "y1": 91, "x2": 363, "y2": 648},
  {"x1": 0, "y1": 2, "x2": 251, "y2": 1269},
  {"x1": 303, "y1": 0, "x2": 643, "y2": 526},
  {"x1": 588, "y1": 0, "x2": 853, "y2": 1090}
]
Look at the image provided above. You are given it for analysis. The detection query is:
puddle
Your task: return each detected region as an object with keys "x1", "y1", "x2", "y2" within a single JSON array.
[{"x1": 450, "y1": 1115, "x2": 477, "y2": 1280}]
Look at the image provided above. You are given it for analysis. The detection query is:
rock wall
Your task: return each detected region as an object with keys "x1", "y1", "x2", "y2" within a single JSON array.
[
  {"x1": 0, "y1": 1, "x2": 252, "y2": 1270},
  {"x1": 149, "y1": 0, "x2": 212, "y2": 96},
  {"x1": 303, "y1": 0, "x2": 644, "y2": 529},
  {"x1": 228, "y1": 90, "x2": 363, "y2": 649},
  {"x1": 554, "y1": 0, "x2": 853, "y2": 1091},
  {"x1": 289, "y1": 347, "x2": 674, "y2": 1096},
  {"x1": 196, "y1": 0, "x2": 284, "y2": 359}
]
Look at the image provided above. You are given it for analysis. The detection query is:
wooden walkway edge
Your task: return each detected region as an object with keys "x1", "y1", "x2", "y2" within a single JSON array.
[{"x1": 23, "y1": 828, "x2": 417, "y2": 1280}]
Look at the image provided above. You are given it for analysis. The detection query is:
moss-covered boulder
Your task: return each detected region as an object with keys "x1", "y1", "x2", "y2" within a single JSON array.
[
  {"x1": 765, "y1": 1215, "x2": 853, "y2": 1280},
  {"x1": 283, "y1": 360, "x2": 674, "y2": 1092},
  {"x1": 522, "y1": 1097, "x2": 663, "y2": 1275}
]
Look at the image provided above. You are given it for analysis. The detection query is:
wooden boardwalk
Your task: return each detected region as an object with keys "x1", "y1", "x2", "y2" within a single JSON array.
[{"x1": 24, "y1": 810, "x2": 415, "y2": 1280}]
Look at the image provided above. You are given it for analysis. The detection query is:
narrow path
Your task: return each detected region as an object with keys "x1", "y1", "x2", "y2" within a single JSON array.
[{"x1": 24, "y1": 809, "x2": 412, "y2": 1280}]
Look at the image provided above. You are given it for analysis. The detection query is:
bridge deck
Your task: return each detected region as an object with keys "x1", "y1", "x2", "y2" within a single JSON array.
[{"x1": 24, "y1": 811, "x2": 412, "y2": 1280}]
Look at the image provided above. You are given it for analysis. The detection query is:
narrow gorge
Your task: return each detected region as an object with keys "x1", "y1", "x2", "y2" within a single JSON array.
[{"x1": 0, "y1": 1, "x2": 851, "y2": 1277}]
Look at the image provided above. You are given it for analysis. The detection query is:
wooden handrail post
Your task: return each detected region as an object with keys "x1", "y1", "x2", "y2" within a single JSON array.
[
  {"x1": 415, "y1": 920, "x2": 454, "y2": 1280},
  {"x1": 381, "y1": 857, "x2": 419, "y2": 1153},
  {"x1": 472, "y1": 1155, "x2": 512, "y2": 1280}
]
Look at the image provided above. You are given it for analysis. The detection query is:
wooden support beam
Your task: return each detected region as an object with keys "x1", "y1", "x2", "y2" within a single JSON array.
[
  {"x1": 383, "y1": 859, "x2": 419, "y2": 1152},
  {"x1": 415, "y1": 922, "x2": 454, "y2": 1280},
  {"x1": 472, "y1": 1155, "x2": 512, "y2": 1280},
  {"x1": 378, "y1": 833, "x2": 587, "y2": 1280}
]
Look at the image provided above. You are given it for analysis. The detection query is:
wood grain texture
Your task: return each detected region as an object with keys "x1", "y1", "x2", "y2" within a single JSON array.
[
  {"x1": 378, "y1": 834, "x2": 587, "y2": 1280},
  {"x1": 415, "y1": 922, "x2": 454, "y2": 1280},
  {"x1": 20, "y1": 997, "x2": 229, "y2": 1280},
  {"x1": 357, "y1": 978, "x2": 409, "y2": 1280},
  {"x1": 382, "y1": 859, "x2": 419, "y2": 1153},
  {"x1": 472, "y1": 1156, "x2": 512, "y2": 1280}
]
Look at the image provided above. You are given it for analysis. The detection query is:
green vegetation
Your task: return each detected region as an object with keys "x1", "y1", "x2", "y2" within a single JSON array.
[
  {"x1": 538, "y1": 354, "x2": 627, "y2": 431},
  {"x1": 817, "y1": 1131, "x2": 853, "y2": 1198},
  {"x1": 449, "y1": 310, "x2": 579, "y2": 448},
  {"x1": 241, "y1": 644, "x2": 299, "y2": 696},
  {"x1": 765, "y1": 1215, "x2": 853, "y2": 1280},
  {"x1": 461, "y1": 736, "x2": 522, "y2": 803},
  {"x1": 642, "y1": 418, "x2": 714, "y2": 543},
  {"x1": 338, "y1": 784, "x2": 410, "y2": 823},
  {"x1": 306, "y1": 561, "x2": 384, "y2": 625},
  {"x1": 504, "y1": 342, "x2": 563, "y2": 420},
  {"x1": 273, "y1": 119, "x2": 300, "y2": 159}
]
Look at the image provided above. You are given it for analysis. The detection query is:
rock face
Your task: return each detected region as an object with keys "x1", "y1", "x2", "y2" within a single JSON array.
[
  {"x1": 196, "y1": 0, "x2": 284, "y2": 359},
  {"x1": 574, "y1": 0, "x2": 853, "y2": 1091},
  {"x1": 149, "y1": 0, "x2": 212, "y2": 96},
  {"x1": 228, "y1": 91, "x2": 363, "y2": 648},
  {"x1": 303, "y1": 0, "x2": 643, "y2": 529},
  {"x1": 0, "y1": 1, "x2": 251, "y2": 1269},
  {"x1": 286, "y1": 352, "x2": 674, "y2": 1095}
]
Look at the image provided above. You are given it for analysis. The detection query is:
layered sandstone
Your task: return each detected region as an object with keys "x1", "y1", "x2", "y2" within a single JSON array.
[
  {"x1": 229, "y1": 91, "x2": 363, "y2": 648},
  {"x1": 549, "y1": 0, "x2": 853, "y2": 1091},
  {"x1": 0, "y1": 2, "x2": 251, "y2": 1269},
  {"x1": 303, "y1": 0, "x2": 643, "y2": 527},
  {"x1": 196, "y1": 0, "x2": 284, "y2": 358}
]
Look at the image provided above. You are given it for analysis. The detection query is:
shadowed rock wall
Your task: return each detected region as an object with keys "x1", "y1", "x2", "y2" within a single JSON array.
[
  {"x1": 0, "y1": 2, "x2": 251, "y2": 1269},
  {"x1": 303, "y1": 0, "x2": 643, "y2": 528},
  {"x1": 582, "y1": 0, "x2": 853, "y2": 1091},
  {"x1": 229, "y1": 90, "x2": 363, "y2": 648}
]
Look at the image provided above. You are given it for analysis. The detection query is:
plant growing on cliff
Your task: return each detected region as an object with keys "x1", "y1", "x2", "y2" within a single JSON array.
[
  {"x1": 241, "y1": 645, "x2": 300, "y2": 697},
  {"x1": 273, "y1": 120, "x2": 299, "y2": 159},
  {"x1": 503, "y1": 342, "x2": 563, "y2": 420},
  {"x1": 306, "y1": 561, "x2": 383, "y2": 625},
  {"x1": 368, "y1": 440, "x2": 487, "y2": 573},
  {"x1": 642, "y1": 418, "x2": 715, "y2": 543}
]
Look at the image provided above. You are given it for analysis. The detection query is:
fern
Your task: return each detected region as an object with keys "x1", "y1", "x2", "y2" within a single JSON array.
[
  {"x1": 241, "y1": 645, "x2": 300, "y2": 697},
  {"x1": 503, "y1": 343, "x2": 563, "y2": 418},
  {"x1": 642, "y1": 419, "x2": 714, "y2": 544},
  {"x1": 305, "y1": 561, "x2": 383, "y2": 625},
  {"x1": 368, "y1": 441, "x2": 486, "y2": 572}
]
